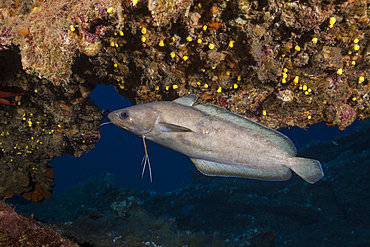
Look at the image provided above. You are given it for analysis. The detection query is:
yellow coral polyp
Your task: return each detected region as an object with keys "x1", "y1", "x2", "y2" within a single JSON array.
[
  {"x1": 208, "y1": 43, "x2": 215, "y2": 50},
  {"x1": 337, "y1": 68, "x2": 343, "y2": 75},
  {"x1": 294, "y1": 76, "x2": 299, "y2": 84},
  {"x1": 70, "y1": 25, "x2": 75, "y2": 32},
  {"x1": 228, "y1": 40, "x2": 235, "y2": 48},
  {"x1": 141, "y1": 27, "x2": 147, "y2": 34},
  {"x1": 262, "y1": 110, "x2": 267, "y2": 116},
  {"x1": 233, "y1": 83, "x2": 238, "y2": 89},
  {"x1": 329, "y1": 17, "x2": 336, "y2": 25},
  {"x1": 107, "y1": 7, "x2": 114, "y2": 14},
  {"x1": 170, "y1": 52, "x2": 175, "y2": 58},
  {"x1": 354, "y1": 38, "x2": 359, "y2": 43},
  {"x1": 182, "y1": 56, "x2": 188, "y2": 61},
  {"x1": 295, "y1": 45, "x2": 300, "y2": 51},
  {"x1": 311, "y1": 37, "x2": 318, "y2": 44},
  {"x1": 359, "y1": 76, "x2": 365, "y2": 83},
  {"x1": 141, "y1": 36, "x2": 146, "y2": 42},
  {"x1": 354, "y1": 44, "x2": 360, "y2": 51},
  {"x1": 159, "y1": 40, "x2": 164, "y2": 47},
  {"x1": 204, "y1": 84, "x2": 209, "y2": 89},
  {"x1": 173, "y1": 85, "x2": 178, "y2": 89},
  {"x1": 186, "y1": 37, "x2": 192, "y2": 42}
]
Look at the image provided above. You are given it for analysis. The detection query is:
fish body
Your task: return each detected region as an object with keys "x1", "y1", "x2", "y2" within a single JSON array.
[{"x1": 108, "y1": 94, "x2": 323, "y2": 184}]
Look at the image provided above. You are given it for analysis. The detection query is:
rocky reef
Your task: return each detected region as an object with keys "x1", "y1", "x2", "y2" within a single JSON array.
[
  {"x1": 0, "y1": 199, "x2": 78, "y2": 246},
  {"x1": 5, "y1": 120, "x2": 370, "y2": 246},
  {"x1": 1, "y1": 0, "x2": 369, "y2": 129},
  {"x1": 0, "y1": 48, "x2": 105, "y2": 201}
]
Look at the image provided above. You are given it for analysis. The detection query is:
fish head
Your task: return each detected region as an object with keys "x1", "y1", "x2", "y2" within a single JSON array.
[{"x1": 108, "y1": 104, "x2": 158, "y2": 136}]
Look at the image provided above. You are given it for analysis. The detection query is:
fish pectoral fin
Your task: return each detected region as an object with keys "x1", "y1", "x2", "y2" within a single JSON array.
[
  {"x1": 190, "y1": 158, "x2": 292, "y2": 181},
  {"x1": 158, "y1": 122, "x2": 193, "y2": 132}
]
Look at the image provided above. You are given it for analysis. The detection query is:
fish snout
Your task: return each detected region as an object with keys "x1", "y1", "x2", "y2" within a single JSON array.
[{"x1": 108, "y1": 110, "x2": 129, "y2": 130}]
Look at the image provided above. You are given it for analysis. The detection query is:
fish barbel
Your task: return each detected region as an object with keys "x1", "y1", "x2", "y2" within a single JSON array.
[{"x1": 108, "y1": 94, "x2": 323, "y2": 184}]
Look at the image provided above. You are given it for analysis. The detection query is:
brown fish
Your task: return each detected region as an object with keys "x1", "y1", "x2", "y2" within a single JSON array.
[{"x1": 108, "y1": 94, "x2": 323, "y2": 183}]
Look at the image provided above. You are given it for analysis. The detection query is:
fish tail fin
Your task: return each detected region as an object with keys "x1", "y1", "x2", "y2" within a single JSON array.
[{"x1": 288, "y1": 157, "x2": 324, "y2": 184}]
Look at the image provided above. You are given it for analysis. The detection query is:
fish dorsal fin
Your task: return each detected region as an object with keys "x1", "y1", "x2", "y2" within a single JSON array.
[
  {"x1": 194, "y1": 104, "x2": 297, "y2": 156},
  {"x1": 173, "y1": 94, "x2": 198, "y2": 106}
]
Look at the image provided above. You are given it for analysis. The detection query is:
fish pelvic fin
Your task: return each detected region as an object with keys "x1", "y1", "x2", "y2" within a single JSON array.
[
  {"x1": 140, "y1": 135, "x2": 153, "y2": 182},
  {"x1": 287, "y1": 157, "x2": 323, "y2": 184}
]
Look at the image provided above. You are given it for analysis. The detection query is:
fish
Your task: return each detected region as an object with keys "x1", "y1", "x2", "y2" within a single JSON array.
[
  {"x1": 331, "y1": 139, "x2": 339, "y2": 146},
  {"x1": 108, "y1": 94, "x2": 323, "y2": 184}
]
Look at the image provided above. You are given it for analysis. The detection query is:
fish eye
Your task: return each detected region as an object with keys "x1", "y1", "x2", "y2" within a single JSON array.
[{"x1": 120, "y1": 110, "x2": 129, "y2": 119}]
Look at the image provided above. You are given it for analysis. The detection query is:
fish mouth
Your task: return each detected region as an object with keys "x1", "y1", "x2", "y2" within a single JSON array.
[
  {"x1": 107, "y1": 112, "x2": 115, "y2": 121},
  {"x1": 107, "y1": 112, "x2": 119, "y2": 125},
  {"x1": 120, "y1": 125, "x2": 129, "y2": 131}
]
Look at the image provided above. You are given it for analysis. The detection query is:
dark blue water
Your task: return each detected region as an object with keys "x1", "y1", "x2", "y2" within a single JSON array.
[{"x1": 51, "y1": 85, "x2": 360, "y2": 195}]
